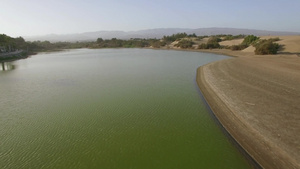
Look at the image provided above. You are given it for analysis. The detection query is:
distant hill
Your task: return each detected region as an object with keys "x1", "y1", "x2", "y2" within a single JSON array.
[{"x1": 24, "y1": 28, "x2": 300, "y2": 42}]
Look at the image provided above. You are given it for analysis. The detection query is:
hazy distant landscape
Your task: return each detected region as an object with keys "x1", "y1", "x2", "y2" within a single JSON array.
[
  {"x1": 1, "y1": 0, "x2": 300, "y2": 169},
  {"x1": 24, "y1": 27, "x2": 300, "y2": 42}
]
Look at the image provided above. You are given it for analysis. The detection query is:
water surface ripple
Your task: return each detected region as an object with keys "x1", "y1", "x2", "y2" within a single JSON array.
[{"x1": 0, "y1": 49, "x2": 251, "y2": 168}]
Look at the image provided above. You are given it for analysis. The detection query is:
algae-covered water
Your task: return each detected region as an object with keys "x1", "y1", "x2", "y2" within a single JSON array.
[{"x1": 0, "y1": 49, "x2": 251, "y2": 168}]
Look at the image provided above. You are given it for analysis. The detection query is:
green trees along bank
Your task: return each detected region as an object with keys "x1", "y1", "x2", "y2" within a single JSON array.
[{"x1": 1, "y1": 33, "x2": 281, "y2": 57}]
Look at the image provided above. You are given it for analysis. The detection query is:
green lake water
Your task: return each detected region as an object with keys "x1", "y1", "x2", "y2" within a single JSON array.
[{"x1": 0, "y1": 49, "x2": 251, "y2": 168}]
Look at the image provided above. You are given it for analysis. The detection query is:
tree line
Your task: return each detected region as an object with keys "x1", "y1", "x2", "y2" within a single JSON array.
[
  {"x1": 0, "y1": 33, "x2": 281, "y2": 55},
  {"x1": 0, "y1": 34, "x2": 27, "y2": 53}
]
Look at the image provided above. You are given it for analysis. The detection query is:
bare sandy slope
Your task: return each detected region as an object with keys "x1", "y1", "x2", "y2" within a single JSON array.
[
  {"x1": 188, "y1": 37, "x2": 209, "y2": 47},
  {"x1": 197, "y1": 54, "x2": 300, "y2": 169},
  {"x1": 219, "y1": 39, "x2": 244, "y2": 46},
  {"x1": 242, "y1": 45, "x2": 256, "y2": 53},
  {"x1": 197, "y1": 37, "x2": 209, "y2": 44}
]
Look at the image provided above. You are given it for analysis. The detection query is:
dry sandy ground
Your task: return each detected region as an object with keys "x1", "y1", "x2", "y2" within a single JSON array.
[
  {"x1": 202, "y1": 35, "x2": 300, "y2": 54},
  {"x1": 261, "y1": 36, "x2": 300, "y2": 54},
  {"x1": 219, "y1": 39, "x2": 244, "y2": 46},
  {"x1": 195, "y1": 36, "x2": 300, "y2": 169}
]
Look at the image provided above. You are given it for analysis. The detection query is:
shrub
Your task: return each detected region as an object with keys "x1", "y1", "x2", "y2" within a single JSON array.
[
  {"x1": 228, "y1": 35, "x2": 259, "y2": 51},
  {"x1": 206, "y1": 42, "x2": 220, "y2": 49},
  {"x1": 187, "y1": 33, "x2": 197, "y2": 37},
  {"x1": 197, "y1": 36, "x2": 209, "y2": 40},
  {"x1": 198, "y1": 43, "x2": 208, "y2": 49},
  {"x1": 198, "y1": 36, "x2": 221, "y2": 49},
  {"x1": 254, "y1": 39, "x2": 280, "y2": 55},
  {"x1": 230, "y1": 44, "x2": 248, "y2": 51},
  {"x1": 150, "y1": 40, "x2": 166, "y2": 48},
  {"x1": 207, "y1": 37, "x2": 221, "y2": 48},
  {"x1": 223, "y1": 34, "x2": 246, "y2": 41},
  {"x1": 269, "y1": 37, "x2": 280, "y2": 42},
  {"x1": 163, "y1": 33, "x2": 188, "y2": 42},
  {"x1": 175, "y1": 39, "x2": 194, "y2": 49},
  {"x1": 209, "y1": 36, "x2": 222, "y2": 43},
  {"x1": 242, "y1": 35, "x2": 259, "y2": 46}
]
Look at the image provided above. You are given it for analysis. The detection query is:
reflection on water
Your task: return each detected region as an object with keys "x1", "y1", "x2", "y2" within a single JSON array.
[{"x1": 1, "y1": 62, "x2": 16, "y2": 71}]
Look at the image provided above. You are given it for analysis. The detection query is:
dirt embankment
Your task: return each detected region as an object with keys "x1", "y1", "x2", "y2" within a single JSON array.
[{"x1": 197, "y1": 55, "x2": 300, "y2": 169}]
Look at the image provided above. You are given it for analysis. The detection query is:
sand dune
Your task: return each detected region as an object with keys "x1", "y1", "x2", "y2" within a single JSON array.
[
  {"x1": 193, "y1": 37, "x2": 209, "y2": 45},
  {"x1": 197, "y1": 55, "x2": 300, "y2": 169},
  {"x1": 170, "y1": 35, "x2": 300, "y2": 54},
  {"x1": 196, "y1": 36, "x2": 300, "y2": 169},
  {"x1": 262, "y1": 36, "x2": 300, "y2": 53},
  {"x1": 240, "y1": 36, "x2": 300, "y2": 54},
  {"x1": 242, "y1": 45, "x2": 255, "y2": 53},
  {"x1": 219, "y1": 39, "x2": 244, "y2": 46}
]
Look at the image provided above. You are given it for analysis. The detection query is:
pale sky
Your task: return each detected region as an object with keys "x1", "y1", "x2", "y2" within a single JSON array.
[{"x1": 1, "y1": 0, "x2": 299, "y2": 37}]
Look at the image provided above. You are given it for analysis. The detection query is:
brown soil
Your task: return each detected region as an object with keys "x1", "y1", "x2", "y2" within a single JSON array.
[{"x1": 196, "y1": 54, "x2": 300, "y2": 169}]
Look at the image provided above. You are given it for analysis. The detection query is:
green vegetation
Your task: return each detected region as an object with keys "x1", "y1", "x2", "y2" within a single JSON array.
[
  {"x1": 94, "y1": 35, "x2": 197, "y2": 49},
  {"x1": 230, "y1": 44, "x2": 248, "y2": 51},
  {"x1": 208, "y1": 34, "x2": 246, "y2": 41},
  {"x1": 0, "y1": 34, "x2": 30, "y2": 61},
  {"x1": 254, "y1": 38, "x2": 280, "y2": 55},
  {"x1": 174, "y1": 39, "x2": 194, "y2": 49},
  {"x1": 197, "y1": 36, "x2": 209, "y2": 40},
  {"x1": 0, "y1": 34, "x2": 28, "y2": 53},
  {"x1": 198, "y1": 36, "x2": 221, "y2": 49},
  {"x1": 162, "y1": 33, "x2": 198, "y2": 43},
  {"x1": 0, "y1": 34, "x2": 90, "y2": 55},
  {"x1": 227, "y1": 35, "x2": 280, "y2": 55},
  {"x1": 223, "y1": 34, "x2": 246, "y2": 41},
  {"x1": 94, "y1": 38, "x2": 150, "y2": 48},
  {"x1": 27, "y1": 41, "x2": 92, "y2": 51},
  {"x1": 0, "y1": 33, "x2": 282, "y2": 58},
  {"x1": 241, "y1": 35, "x2": 260, "y2": 46},
  {"x1": 267, "y1": 37, "x2": 280, "y2": 42},
  {"x1": 162, "y1": 33, "x2": 188, "y2": 42},
  {"x1": 149, "y1": 39, "x2": 166, "y2": 48},
  {"x1": 228, "y1": 35, "x2": 260, "y2": 51},
  {"x1": 1, "y1": 33, "x2": 169, "y2": 55},
  {"x1": 187, "y1": 33, "x2": 197, "y2": 37}
]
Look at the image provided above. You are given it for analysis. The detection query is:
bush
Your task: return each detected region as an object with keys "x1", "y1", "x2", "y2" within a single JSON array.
[
  {"x1": 198, "y1": 37, "x2": 221, "y2": 49},
  {"x1": 197, "y1": 36, "x2": 209, "y2": 40},
  {"x1": 174, "y1": 39, "x2": 194, "y2": 49},
  {"x1": 198, "y1": 43, "x2": 208, "y2": 49},
  {"x1": 163, "y1": 33, "x2": 188, "y2": 42},
  {"x1": 254, "y1": 39, "x2": 280, "y2": 55},
  {"x1": 230, "y1": 44, "x2": 248, "y2": 51},
  {"x1": 242, "y1": 35, "x2": 259, "y2": 46},
  {"x1": 187, "y1": 33, "x2": 197, "y2": 37},
  {"x1": 208, "y1": 36, "x2": 222, "y2": 43},
  {"x1": 228, "y1": 35, "x2": 259, "y2": 51},
  {"x1": 223, "y1": 34, "x2": 246, "y2": 41},
  {"x1": 150, "y1": 40, "x2": 166, "y2": 48},
  {"x1": 269, "y1": 37, "x2": 280, "y2": 42},
  {"x1": 207, "y1": 37, "x2": 221, "y2": 48}
]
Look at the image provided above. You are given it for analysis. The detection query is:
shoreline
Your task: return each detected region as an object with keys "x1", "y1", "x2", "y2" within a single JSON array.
[
  {"x1": 196, "y1": 62, "x2": 269, "y2": 168},
  {"x1": 5, "y1": 47, "x2": 299, "y2": 168},
  {"x1": 196, "y1": 82, "x2": 262, "y2": 169},
  {"x1": 195, "y1": 49, "x2": 300, "y2": 169}
]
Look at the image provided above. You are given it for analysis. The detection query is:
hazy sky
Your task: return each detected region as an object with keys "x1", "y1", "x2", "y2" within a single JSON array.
[{"x1": 1, "y1": 0, "x2": 299, "y2": 37}]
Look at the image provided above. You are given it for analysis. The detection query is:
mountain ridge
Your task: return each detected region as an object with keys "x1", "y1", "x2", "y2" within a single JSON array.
[{"x1": 24, "y1": 27, "x2": 300, "y2": 42}]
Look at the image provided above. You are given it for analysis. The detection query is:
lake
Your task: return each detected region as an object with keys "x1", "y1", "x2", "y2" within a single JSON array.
[{"x1": 0, "y1": 49, "x2": 251, "y2": 168}]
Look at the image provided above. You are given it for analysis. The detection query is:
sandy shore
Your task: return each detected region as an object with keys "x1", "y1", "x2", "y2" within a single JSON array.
[{"x1": 196, "y1": 50, "x2": 300, "y2": 168}]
